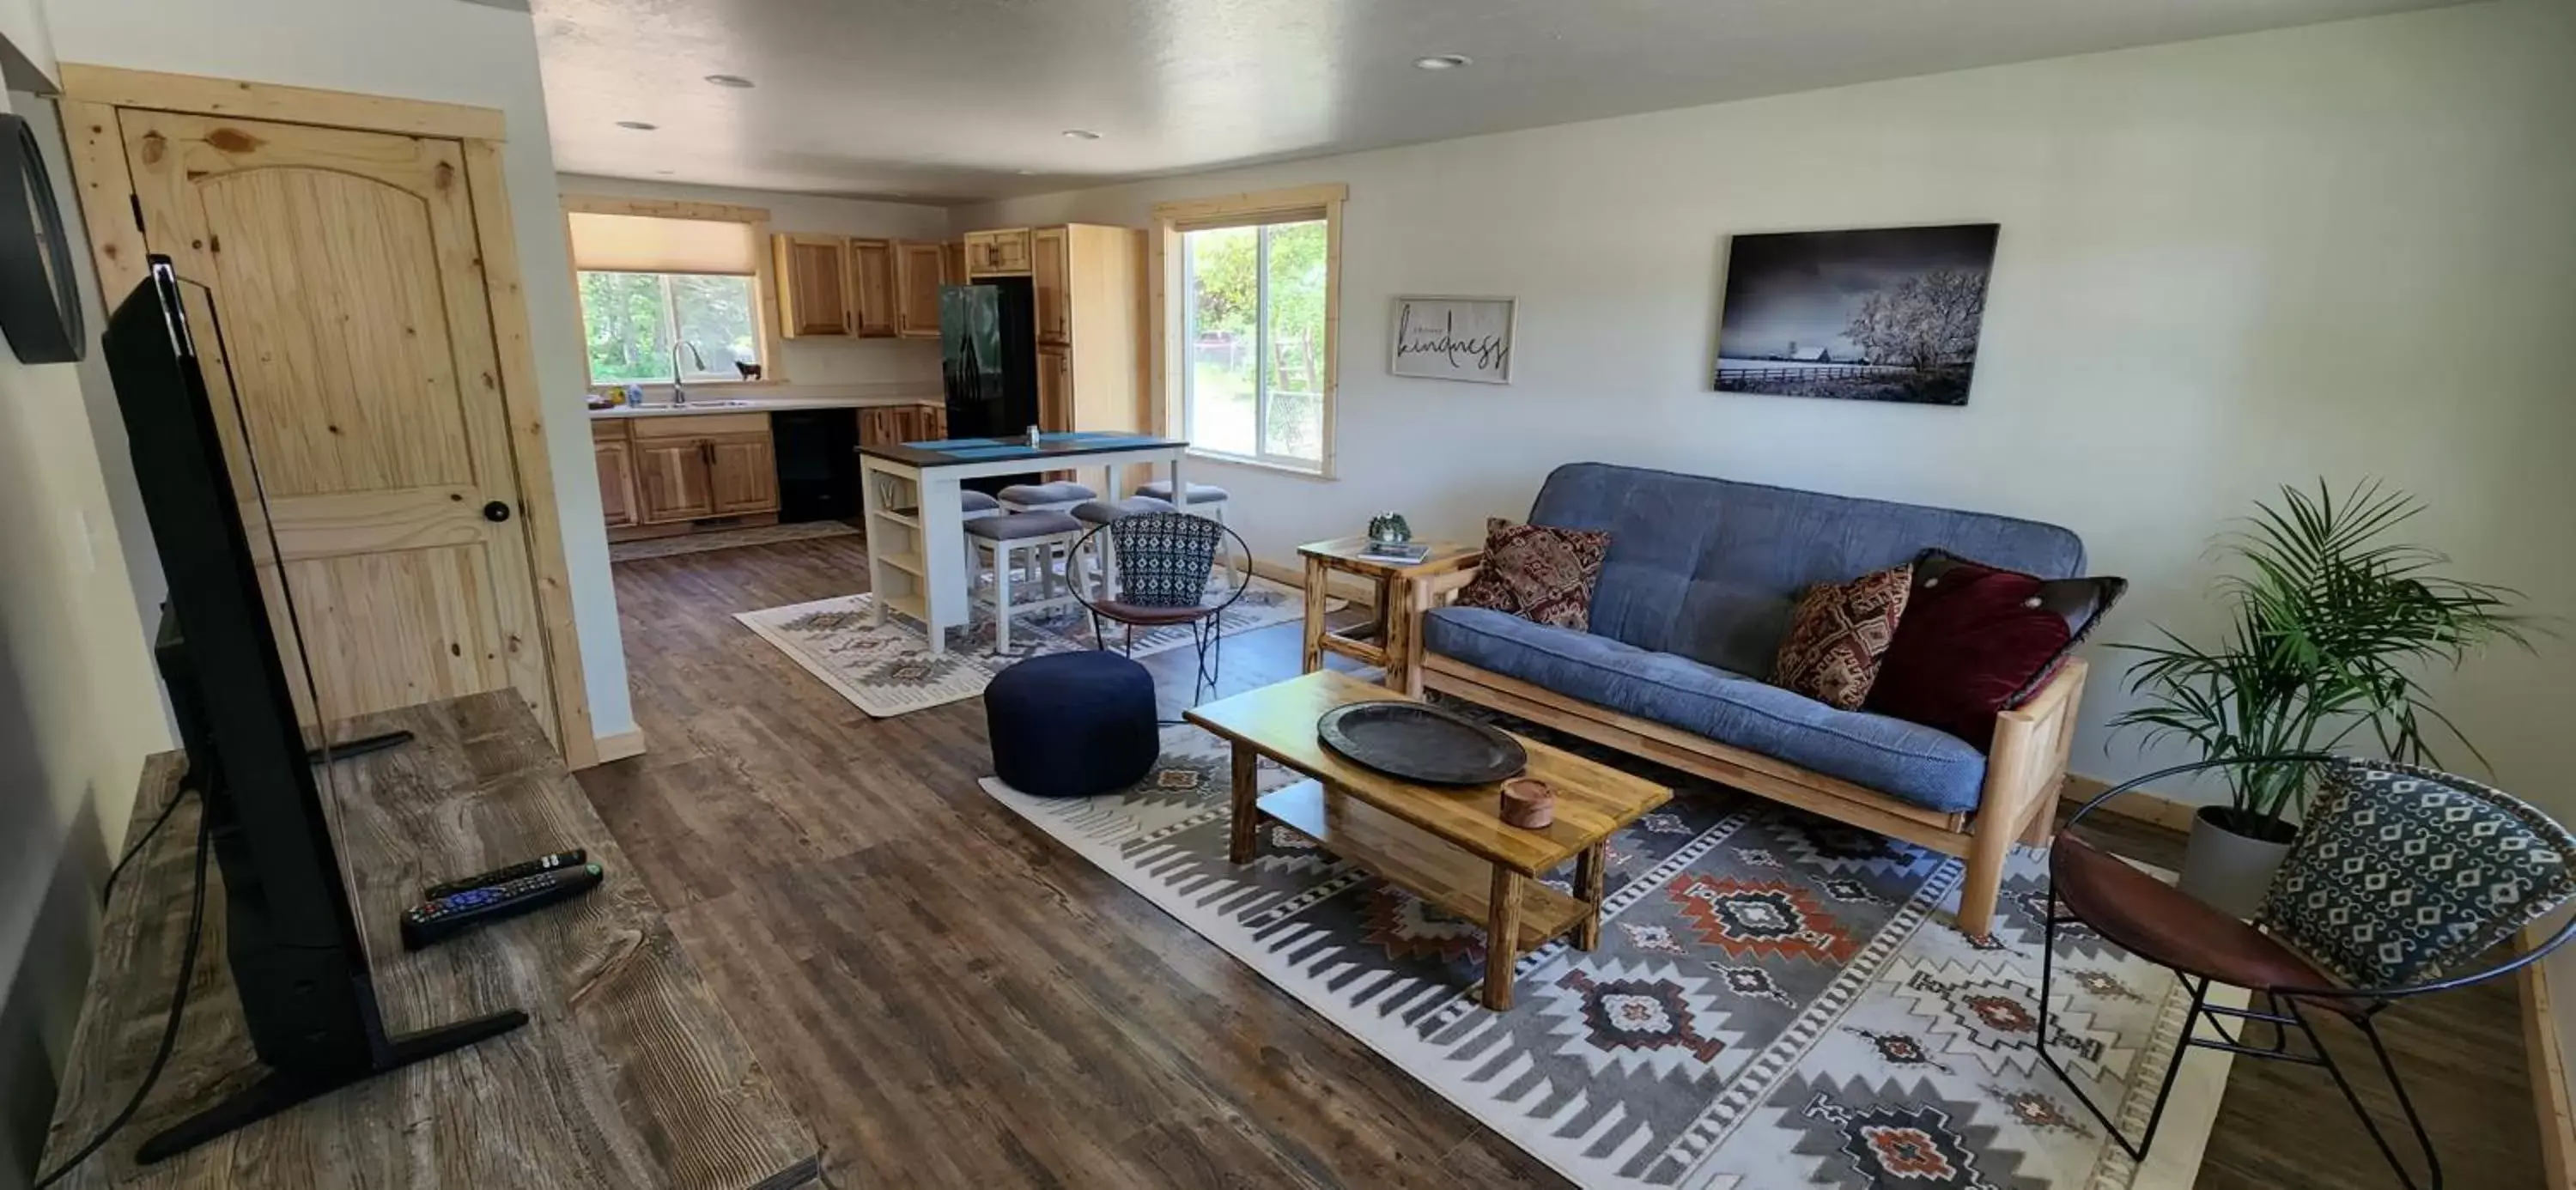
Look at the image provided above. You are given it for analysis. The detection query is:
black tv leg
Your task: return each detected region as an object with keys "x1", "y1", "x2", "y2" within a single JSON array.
[
  {"x1": 134, "y1": 1009, "x2": 527, "y2": 1163},
  {"x1": 305, "y1": 730, "x2": 413, "y2": 766}
]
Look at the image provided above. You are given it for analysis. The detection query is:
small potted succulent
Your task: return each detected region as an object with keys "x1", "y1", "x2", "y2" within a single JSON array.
[{"x1": 2111, "y1": 481, "x2": 2530, "y2": 916}]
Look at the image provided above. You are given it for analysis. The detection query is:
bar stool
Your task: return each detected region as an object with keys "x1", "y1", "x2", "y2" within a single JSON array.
[
  {"x1": 1069, "y1": 495, "x2": 1176, "y2": 599},
  {"x1": 996, "y1": 480, "x2": 1097, "y2": 514},
  {"x1": 965, "y1": 511, "x2": 1084, "y2": 654}
]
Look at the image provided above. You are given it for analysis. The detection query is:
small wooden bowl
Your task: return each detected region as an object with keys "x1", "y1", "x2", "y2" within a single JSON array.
[{"x1": 1500, "y1": 777, "x2": 1555, "y2": 829}]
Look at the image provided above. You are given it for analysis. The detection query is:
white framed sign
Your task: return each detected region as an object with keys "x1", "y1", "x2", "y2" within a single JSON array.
[{"x1": 1390, "y1": 295, "x2": 1516, "y2": 385}]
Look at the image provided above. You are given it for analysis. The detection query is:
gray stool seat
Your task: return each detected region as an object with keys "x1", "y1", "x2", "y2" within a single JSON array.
[
  {"x1": 997, "y1": 481, "x2": 1097, "y2": 507},
  {"x1": 896, "y1": 489, "x2": 1003, "y2": 518},
  {"x1": 1072, "y1": 495, "x2": 1177, "y2": 525},
  {"x1": 965, "y1": 510, "x2": 1083, "y2": 539},
  {"x1": 1134, "y1": 481, "x2": 1230, "y2": 505}
]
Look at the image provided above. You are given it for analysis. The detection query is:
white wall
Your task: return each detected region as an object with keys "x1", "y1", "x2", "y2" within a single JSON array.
[
  {"x1": 557, "y1": 173, "x2": 947, "y2": 398},
  {"x1": 957, "y1": 0, "x2": 2576, "y2": 808},
  {"x1": 41, "y1": 0, "x2": 636, "y2": 744}
]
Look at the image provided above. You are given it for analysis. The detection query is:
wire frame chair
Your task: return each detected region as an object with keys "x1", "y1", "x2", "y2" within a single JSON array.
[
  {"x1": 1068, "y1": 511, "x2": 1254, "y2": 704},
  {"x1": 2038, "y1": 754, "x2": 2576, "y2": 1189}
]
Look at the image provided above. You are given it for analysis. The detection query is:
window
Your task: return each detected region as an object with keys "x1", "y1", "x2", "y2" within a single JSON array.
[
  {"x1": 563, "y1": 200, "x2": 779, "y2": 386},
  {"x1": 1154, "y1": 185, "x2": 1344, "y2": 475}
]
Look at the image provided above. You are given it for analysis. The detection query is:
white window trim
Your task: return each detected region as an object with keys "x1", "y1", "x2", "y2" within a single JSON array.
[
  {"x1": 561, "y1": 194, "x2": 787, "y2": 390},
  {"x1": 1150, "y1": 184, "x2": 1345, "y2": 479}
]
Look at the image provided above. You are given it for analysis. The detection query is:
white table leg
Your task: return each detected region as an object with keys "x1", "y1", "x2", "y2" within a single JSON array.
[
  {"x1": 991, "y1": 540, "x2": 1013, "y2": 655},
  {"x1": 1166, "y1": 449, "x2": 1187, "y2": 511},
  {"x1": 860, "y1": 458, "x2": 892, "y2": 628},
  {"x1": 920, "y1": 472, "x2": 968, "y2": 656}
]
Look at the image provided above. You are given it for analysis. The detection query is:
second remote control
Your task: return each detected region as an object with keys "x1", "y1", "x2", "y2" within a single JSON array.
[
  {"x1": 402, "y1": 864, "x2": 604, "y2": 950},
  {"x1": 422, "y1": 848, "x2": 587, "y2": 900}
]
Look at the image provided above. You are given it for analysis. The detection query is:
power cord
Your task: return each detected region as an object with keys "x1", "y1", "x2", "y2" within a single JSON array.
[
  {"x1": 98, "y1": 783, "x2": 194, "y2": 907},
  {"x1": 33, "y1": 811, "x2": 214, "y2": 1188}
]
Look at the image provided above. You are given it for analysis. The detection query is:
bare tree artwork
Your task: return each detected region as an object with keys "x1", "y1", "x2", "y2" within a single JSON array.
[{"x1": 1715, "y1": 224, "x2": 1998, "y2": 405}]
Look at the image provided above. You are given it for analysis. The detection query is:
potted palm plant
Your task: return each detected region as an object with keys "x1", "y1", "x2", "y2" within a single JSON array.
[{"x1": 2112, "y1": 480, "x2": 2530, "y2": 916}]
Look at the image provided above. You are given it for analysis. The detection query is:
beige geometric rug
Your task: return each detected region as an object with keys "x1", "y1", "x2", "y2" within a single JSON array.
[
  {"x1": 736, "y1": 575, "x2": 1310, "y2": 718},
  {"x1": 611, "y1": 519, "x2": 859, "y2": 563},
  {"x1": 984, "y1": 719, "x2": 2242, "y2": 1188}
]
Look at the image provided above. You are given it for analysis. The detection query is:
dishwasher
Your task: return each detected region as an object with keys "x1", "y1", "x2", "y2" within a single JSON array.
[{"x1": 771, "y1": 409, "x2": 857, "y2": 523}]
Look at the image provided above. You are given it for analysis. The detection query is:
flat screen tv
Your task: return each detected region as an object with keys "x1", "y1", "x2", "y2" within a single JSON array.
[{"x1": 89, "y1": 257, "x2": 525, "y2": 1165}]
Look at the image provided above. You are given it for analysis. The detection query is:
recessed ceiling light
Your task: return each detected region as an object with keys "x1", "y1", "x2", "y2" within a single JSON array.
[
  {"x1": 1016, "y1": 169, "x2": 1038, "y2": 176},
  {"x1": 1413, "y1": 53, "x2": 1472, "y2": 70},
  {"x1": 703, "y1": 74, "x2": 755, "y2": 88},
  {"x1": 616, "y1": 120, "x2": 658, "y2": 131},
  {"x1": 653, "y1": 169, "x2": 677, "y2": 175},
  {"x1": 1060, "y1": 129, "x2": 1101, "y2": 141}
]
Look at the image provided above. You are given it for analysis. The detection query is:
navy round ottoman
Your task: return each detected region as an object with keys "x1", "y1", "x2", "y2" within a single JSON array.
[{"x1": 985, "y1": 651, "x2": 1159, "y2": 798}]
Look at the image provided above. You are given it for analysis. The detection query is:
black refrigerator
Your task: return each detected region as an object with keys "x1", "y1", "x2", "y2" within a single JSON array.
[{"x1": 940, "y1": 277, "x2": 1041, "y2": 494}]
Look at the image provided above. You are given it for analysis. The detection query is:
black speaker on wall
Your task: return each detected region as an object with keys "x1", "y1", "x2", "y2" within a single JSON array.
[{"x1": 0, "y1": 111, "x2": 83, "y2": 364}]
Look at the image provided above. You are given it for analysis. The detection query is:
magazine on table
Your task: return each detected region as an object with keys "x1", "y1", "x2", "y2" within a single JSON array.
[{"x1": 1360, "y1": 542, "x2": 1432, "y2": 563}]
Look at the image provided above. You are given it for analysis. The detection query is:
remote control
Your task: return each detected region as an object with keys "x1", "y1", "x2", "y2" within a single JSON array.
[
  {"x1": 401, "y1": 863, "x2": 604, "y2": 951},
  {"x1": 421, "y1": 848, "x2": 588, "y2": 900}
]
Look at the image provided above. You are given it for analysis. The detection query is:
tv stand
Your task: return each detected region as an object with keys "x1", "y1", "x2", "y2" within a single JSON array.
[
  {"x1": 135, "y1": 1010, "x2": 529, "y2": 1163},
  {"x1": 40, "y1": 694, "x2": 819, "y2": 1188}
]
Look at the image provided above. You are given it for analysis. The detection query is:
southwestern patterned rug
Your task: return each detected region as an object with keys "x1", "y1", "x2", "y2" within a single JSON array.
[
  {"x1": 981, "y1": 721, "x2": 2240, "y2": 1188},
  {"x1": 737, "y1": 575, "x2": 1310, "y2": 718}
]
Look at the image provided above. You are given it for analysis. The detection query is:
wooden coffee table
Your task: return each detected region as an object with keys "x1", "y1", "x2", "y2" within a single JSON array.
[{"x1": 1187, "y1": 671, "x2": 1670, "y2": 1010}]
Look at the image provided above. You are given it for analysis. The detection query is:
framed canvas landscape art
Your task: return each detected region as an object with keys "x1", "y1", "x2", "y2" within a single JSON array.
[{"x1": 1714, "y1": 223, "x2": 1998, "y2": 406}]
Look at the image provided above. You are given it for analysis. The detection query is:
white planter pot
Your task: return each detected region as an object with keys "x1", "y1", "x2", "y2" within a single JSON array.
[{"x1": 2175, "y1": 805, "x2": 2297, "y2": 919}]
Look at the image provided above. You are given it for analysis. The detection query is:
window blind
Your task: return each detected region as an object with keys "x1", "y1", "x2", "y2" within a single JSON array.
[
  {"x1": 1169, "y1": 205, "x2": 1328, "y2": 234},
  {"x1": 566, "y1": 211, "x2": 761, "y2": 276}
]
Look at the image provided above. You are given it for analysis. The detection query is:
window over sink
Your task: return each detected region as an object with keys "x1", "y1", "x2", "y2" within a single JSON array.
[{"x1": 564, "y1": 197, "x2": 781, "y2": 387}]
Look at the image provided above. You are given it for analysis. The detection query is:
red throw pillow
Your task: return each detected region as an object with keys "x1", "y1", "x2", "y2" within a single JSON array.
[
  {"x1": 1865, "y1": 550, "x2": 2125, "y2": 750},
  {"x1": 1452, "y1": 518, "x2": 1613, "y2": 631},
  {"x1": 1770, "y1": 563, "x2": 1913, "y2": 710}
]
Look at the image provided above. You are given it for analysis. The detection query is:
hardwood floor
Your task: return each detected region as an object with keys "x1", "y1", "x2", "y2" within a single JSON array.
[{"x1": 578, "y1": 537, "x2": 2545, "y2": 1188}]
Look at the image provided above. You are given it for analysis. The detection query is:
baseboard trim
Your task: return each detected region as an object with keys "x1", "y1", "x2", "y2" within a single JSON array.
[
  {"x1": 2524, "y1": 924, "x2": 2576, "y2": 1189},
  {"x1": 592, "y1": 729, "x2": 647, "y2": 764},
  {"x1": 2059, "y1": 773, "x2": 2202, "y2": 833}
]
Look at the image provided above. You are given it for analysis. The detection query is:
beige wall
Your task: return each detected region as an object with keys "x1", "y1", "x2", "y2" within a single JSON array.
[{"x1": 557, "y1": 173, "x2": 949, "y2": 400}]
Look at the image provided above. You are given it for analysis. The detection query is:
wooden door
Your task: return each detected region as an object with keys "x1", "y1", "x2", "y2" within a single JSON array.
[
  {"x1": 774, "y1": 234, "x2": 853, "y2": 337},
  {"x1": 851, "y1": 240, "x2": 895, "y2": 337},
  {"x1": 893, "y1": 240, "x2": 945, "y2": 339},
  {"x1": 1031, "y1": 227, "x2": 1070, "y2": 346},
  {"x1": 596, "y1": 439, "x2": 637, "y2": 528},
  {"x1": 635, "y1": 439, "x2": 715, "y2": 523},
  {"x1": 707, "y1": 434, "x2": 779, "y2": 515},
  {"x1": 125, "y1": 111, "x2": 556, "y2": 731},
  {"x1": 1037, "y1": 346, "x2": 1073, "y2": 432}
]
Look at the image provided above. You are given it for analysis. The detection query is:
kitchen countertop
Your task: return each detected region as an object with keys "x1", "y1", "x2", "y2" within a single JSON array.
[{"x1": 588, "y1": 392, "x2": 941, "y2": 419}]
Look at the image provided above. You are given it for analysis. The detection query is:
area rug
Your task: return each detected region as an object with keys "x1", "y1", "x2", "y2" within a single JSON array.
[
  {"x1": 735, "y1": 575, "x2": 1310, "y2": 718},
  {"x1": 981, "y1": 721, "x2": 2241, "y2": 1188},
  {"x1": 611, "y1": 519, "x2": 860, "y2": 562}
]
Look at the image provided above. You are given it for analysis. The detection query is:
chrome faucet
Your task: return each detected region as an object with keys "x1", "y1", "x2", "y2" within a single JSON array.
[{"x1": 669, "y1": 341, "x2": 705, "y2": 406}]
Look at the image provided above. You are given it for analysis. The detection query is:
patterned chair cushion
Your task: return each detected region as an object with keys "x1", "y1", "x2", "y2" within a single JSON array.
[
  {"x1": 1768, "y1": 562, "x2": 1912, "y2": 711},
  {"x1": 1452, "y1": 518, "x2": 1613, "y2": 632},
  {"x1": 2259, "y1": 759, "x2": 2576, "y2": 988},
  {"x1": 1107, "y1": 512, "x2": 1224, "y2": 607}
]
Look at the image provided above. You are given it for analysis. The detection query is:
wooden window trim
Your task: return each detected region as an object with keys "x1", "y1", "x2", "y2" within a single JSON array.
[
  {"x1": 1149, "y1": 184, "x2": 1345, "y2": 479},
  {"x1": 560, "y1": 193, "x2": 788, "y2": 388}
]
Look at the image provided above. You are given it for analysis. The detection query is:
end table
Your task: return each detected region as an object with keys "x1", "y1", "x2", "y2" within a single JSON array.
[{"x1": 1296, "y1": 536, "x2": 1483, "y2": 695}]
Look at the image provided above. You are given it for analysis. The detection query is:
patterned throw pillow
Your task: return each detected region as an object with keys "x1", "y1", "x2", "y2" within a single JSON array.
[
  {"x1": 1769, "y1": 564, "x2": 1913, "y2": 710},
  {"x1": 1452, "y1": 518, "x2": 1612, "y2": 631},
  {"x1": 2258, "y1": 759, "x2": 2576, "y2": 988}
]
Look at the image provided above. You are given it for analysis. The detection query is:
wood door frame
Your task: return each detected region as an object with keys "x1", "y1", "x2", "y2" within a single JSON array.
[{"x1": 57, "y1": 64, "x2": 602, "y2": 769}]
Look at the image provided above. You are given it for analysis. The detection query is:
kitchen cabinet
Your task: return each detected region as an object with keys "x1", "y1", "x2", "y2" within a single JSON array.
[
  {"x1": 894, "y1": 240, "x2": 946, "y2": 339},
  {"x1": 707, "y1": 434, "x2": 781, "y2": 514},
  {"x1": 963, "y1": 228, "x2": 1031, "y2": 276},
  {"x1": 943, "y1": 240, "x2": 967, "y2": 289},
  {"x1": 617, "y1": 412, "x2": 780, "y2": 529},
  {"x1": 1030, "y1": 226, "x2": 1069, "y2": 345},
  {"x1": 773, "y1": 234, "x2": 854, "y2": 337},
  {"x1": 1036, "y1": 346, "x2": 1072, "y2": 433},
  {"x1": 593, "y1": 424, "x2": 638, "y2": 529},
  {"x1": 859, "y1": 402, "x2": 947, "y2": 446},
  {"x1": 850, "y1": 239, "x2": 896, "y2": 337},
  {"x1": 635, "y1": 439, "x2": 717, "y2": 523}
]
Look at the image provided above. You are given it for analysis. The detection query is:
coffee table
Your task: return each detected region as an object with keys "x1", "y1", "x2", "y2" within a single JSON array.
[{"x1": 1187, "y1": 671, "x2": 1671, "y2": 1010}]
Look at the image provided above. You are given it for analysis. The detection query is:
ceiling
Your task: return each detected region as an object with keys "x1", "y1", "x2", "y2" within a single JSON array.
[{"x1": 528, "y1": 0, "x2": 2460, "y2": 204}]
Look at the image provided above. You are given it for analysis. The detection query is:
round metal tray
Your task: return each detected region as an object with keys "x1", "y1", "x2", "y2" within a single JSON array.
[{"x1": 1315, "y1": 701, "x2": 1528, "y2": 786}]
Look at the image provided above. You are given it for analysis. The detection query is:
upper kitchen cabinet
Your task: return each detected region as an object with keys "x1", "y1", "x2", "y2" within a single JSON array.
[
  {"x1": 894, "y1": 241, "x2": 946, "y2": 339},
  {"x1": 850, "y1": 239, "x2": 896, "y2": 337},
  {"x1": 774, "y1": 234, "x2": 854, "y2": 337},
  {"x1": 963, "y1": 228, "x2": 1032, "y2": 276}
]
